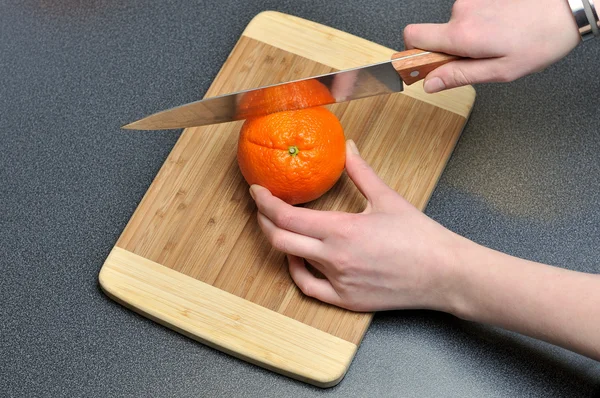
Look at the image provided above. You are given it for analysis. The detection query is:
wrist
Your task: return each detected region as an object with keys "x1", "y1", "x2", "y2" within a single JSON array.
[
  {"x1": 425, "y1": 232, "x2": 481, "y2": 316},
  {"x1": 438, "y1": 235, "x2": 497, "y2": 320}
]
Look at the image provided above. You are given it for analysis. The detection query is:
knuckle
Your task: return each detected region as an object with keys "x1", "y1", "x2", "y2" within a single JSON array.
[
  {"x1": 451, "y1": 0, "x2": 470, "y2": 15},
  {"x1": 336, "y1": 273, "x2": 352, "y2": 290},
  {"x1": 489, "y1": 64, "x2": 515, "y2": 83},
  {"x1": 297, "y1": 280, "x2": 314, "y2": 298},
  {"x1": 451, "y1": 66, "x2": 472, "y2": 86},
  {"x1": 403, "y1": 24, "x2": 417, "y2": 43},
  {"x1": 332, "y1": 252, "x2": 352, "y2": 271},
  {"x1": 357, "y1": 160, "x2": 374, "y2": 175},
  {"x1": 344, "y1": 300, "x2": 362, "y2": 312},
  {"x1": 350, "y1": 302, "x2": 369, "y2": 312},
  {"x1": 494, "y1": 72, "x2": 511, "y2": 83},
  {"x1": 446, "y1": 15, "x2": 481, "y2": 49},
  {"x1": 335, "y1": 288, "x2": 363, "y2": 312},
  {"x1": 270, "y1": 231, "x2": 288, "y2": 252},
  {"x1": 499, "y1": 70, "x2": 517, "y2": 83},
  {"x1": 449, "y1": 22, "x2": 474, "y2": 49},
  {"x1": 275, "y1": 210, "x2": 294, "y2": 230}
]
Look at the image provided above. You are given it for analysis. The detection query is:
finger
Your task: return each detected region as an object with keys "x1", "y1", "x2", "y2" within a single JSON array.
[
  {"x1": 345, "y1": 140, "x2": 392, "y2": 207},
  {"x1": 257, "y1": 212, "x2": 326, "y2": 260},
  {"x1": 250, "y1": 185, "x2": 337, "y2": 238},
  {"x1": 287, "y1": 255, "x2": 342, "y2": 306},
  {"x1": 423, "y1": 58, "x2": 510, "y2": 93},
  {"x1": 403, "y1": 23, "x2": 454, "y2": 53},
  {"x1": 303, "y1": 257, "x2": 329, "y2": 278}
]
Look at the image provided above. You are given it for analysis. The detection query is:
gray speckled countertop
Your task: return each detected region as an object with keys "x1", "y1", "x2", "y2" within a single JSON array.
[{"x1": 1, "y1": 1, "x2": 599, "y2": 397}]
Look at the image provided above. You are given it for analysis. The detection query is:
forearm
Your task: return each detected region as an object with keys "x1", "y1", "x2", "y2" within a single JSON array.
[{"x1": 448, "y1": 238, "x2": 600, "y2": 360}]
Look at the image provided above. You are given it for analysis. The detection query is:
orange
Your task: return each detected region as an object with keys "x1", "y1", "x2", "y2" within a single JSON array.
[
  {"x1": 236, "y1": 79, "x2": 335, "y2": 119},
  {"x1": 237, "y1": 106, "x2": 346, "y2": 205}
]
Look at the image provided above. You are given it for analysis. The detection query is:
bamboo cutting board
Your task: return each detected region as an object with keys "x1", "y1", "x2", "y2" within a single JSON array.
[{"x1": 99, "y1": 11, "x2": 475, "y2": 387}]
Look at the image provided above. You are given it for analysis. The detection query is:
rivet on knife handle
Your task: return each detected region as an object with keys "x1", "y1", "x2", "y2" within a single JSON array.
[{"x1": 391, "y1": 49, "x2": 460, "y2": 85}]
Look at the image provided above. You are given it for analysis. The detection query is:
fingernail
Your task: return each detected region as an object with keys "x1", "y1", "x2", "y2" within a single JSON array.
[
  {"x1": 249, "y1": 184, "x2": 258, "y2": 200},
  {"x1": 347, "y1": 139, "x2": 360, "y2": 155},
  {"x1": 424, "y1": 77, "x2": 445, "y2": 93}
]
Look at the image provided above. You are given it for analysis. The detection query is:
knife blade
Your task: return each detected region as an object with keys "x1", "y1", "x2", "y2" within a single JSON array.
[{"x1": 122, "y1": 49, "x2": 458, "y2": 130}]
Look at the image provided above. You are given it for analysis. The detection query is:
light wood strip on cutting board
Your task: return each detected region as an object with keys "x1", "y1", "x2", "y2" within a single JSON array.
[
  {"x1": 243, "y1": 11, "x2": 476, "y2": 118},
  {"x1": 100, "y1": 247, "x2": 356, "y2": 387}
]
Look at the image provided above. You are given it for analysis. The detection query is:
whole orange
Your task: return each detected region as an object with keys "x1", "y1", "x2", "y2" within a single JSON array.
[{"x1": 237, "y1": 106, "x2": 346, "y2": 205}]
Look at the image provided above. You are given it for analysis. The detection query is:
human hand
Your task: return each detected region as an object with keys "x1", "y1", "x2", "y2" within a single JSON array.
[
  {"x1": 249, "y1": 140, "x2": 468, "y2": 313},
  {"x1": 403, "y1": 0, "x2": 581, "y2": 93}
]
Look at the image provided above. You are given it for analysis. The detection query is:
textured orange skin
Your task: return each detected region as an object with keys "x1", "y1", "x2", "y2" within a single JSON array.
[
  {"x1": 237, "y1": 107, "x2": 346, "y2": 205},
  {"x1": 236, "y1": 79, "x2": 335, "y2": 118}
]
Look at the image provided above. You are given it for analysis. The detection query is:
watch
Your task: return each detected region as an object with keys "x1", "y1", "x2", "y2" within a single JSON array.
[{"x1": 568, "y1": 0, "x2": 600, "y2": 41}]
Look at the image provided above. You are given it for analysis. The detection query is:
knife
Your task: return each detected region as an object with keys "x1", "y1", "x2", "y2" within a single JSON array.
[{"x1": 122, "y1": 49, "x2": 459, "y2": 130}]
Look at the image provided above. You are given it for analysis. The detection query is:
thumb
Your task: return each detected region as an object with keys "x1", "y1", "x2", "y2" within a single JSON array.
[
  {"x1": 345, "y1": 140, "x2": 393, "y2": 207},
  {"x1": 423, "y1": 58, "x2": 508, "y2": 93}
]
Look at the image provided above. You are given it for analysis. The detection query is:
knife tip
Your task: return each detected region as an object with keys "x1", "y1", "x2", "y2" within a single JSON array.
[{"x1": 121, "y1": 122, "x2": 138, "y2": 130}]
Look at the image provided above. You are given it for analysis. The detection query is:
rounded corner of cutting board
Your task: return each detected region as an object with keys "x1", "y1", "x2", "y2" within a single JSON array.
[
  {"x1": 98, "y1": 247, "x2": 358, "y2": 388},
  {"x1": 312, "y1": 367, "x2": 352, "y2": 389},
  {"x1": 244, "y1": 10, "x2": 284, "y2": 31},
  {"x1": 461, "y1": 84, "x2": 477, "y2": 107},
  {"x1": 98, "y1": 252, "x2": 121, "y2": 301}
]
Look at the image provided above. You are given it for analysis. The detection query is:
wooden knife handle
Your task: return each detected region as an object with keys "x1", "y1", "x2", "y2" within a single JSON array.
[{"x1": 391, "y1": 49, "x2": 460, "y2": 85}]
